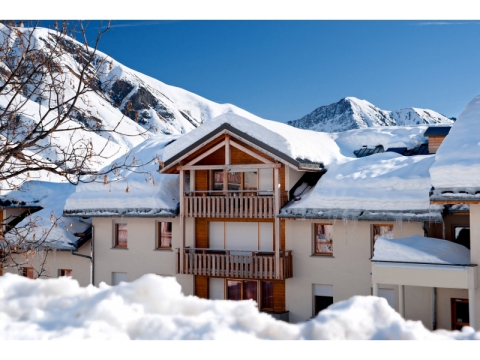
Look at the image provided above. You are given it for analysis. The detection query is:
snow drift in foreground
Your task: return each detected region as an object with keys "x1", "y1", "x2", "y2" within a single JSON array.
[
  {"x1": 372, "y1": 235, "x2": 471, "y2": 265},
  {"x1": 0, "y1": 274, "x2": 478, "y2": 340},
  {"x1": 430, "y1": 94, "x2": 480, "y2": 189}
]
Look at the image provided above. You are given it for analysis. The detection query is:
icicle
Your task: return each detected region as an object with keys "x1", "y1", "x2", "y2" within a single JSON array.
[
  {"x1": 103, "y1": 174, "x2": 108, "y2": 185},
  {"x1": 126, "y1": 185, "x2": 130, "y2": 193},
  {"x1": 50, "y1": 213, "x2": 55, "y2": 224}
]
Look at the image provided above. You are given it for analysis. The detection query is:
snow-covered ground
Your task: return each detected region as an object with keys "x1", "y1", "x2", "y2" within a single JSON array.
[{"x1": 0, "y1": 273, "x2": 478, "y2": 340}]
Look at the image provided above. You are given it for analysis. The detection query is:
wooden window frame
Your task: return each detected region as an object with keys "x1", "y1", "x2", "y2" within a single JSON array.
[
  {"x1": 157, "y1": 221, "x2": 173, "y2": 249},
  {"x1": 22, "y1": 267, "x2": 35, "y2": 279},
  {"x1": 371, "y1": 224, "x2": 393, "y2": 257},
  {"x1": 312, "y1": 223, "x2": 333, "y2": 256},
  {"x1": 114, "y1": 222, "x2": 128, "y2": 249},
  {"x1": 59, "y1": 269, "x2": 72, "y2": 277},
  {"x1": 451, "y1": 298, "x2": 469, "y2": 330},
  {"x1": 224, "y1": 279, "x2": 275, "y2": 311}
]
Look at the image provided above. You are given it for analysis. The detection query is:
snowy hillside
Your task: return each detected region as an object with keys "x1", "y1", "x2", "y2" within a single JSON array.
[
  {"x1": 288, "y1": 97, "x2": 454, "y2": 132},
  {"x1": 0, "y1": 23, "x2": 262, "y2": 177}
]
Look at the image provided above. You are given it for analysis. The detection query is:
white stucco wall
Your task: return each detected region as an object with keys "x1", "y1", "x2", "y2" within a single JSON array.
[
  {"x1": 284, "y1": 219, "x2": 437, "y2": 326},
  {"x1": 92, "y1": 217, "x2": 194, "y2": 296},
  {"x1": 4, "y1": 240, "x2": 92, "y2": 287}
]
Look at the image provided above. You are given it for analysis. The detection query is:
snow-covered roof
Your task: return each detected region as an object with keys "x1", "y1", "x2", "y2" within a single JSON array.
[
  {"x1": 372, "y1": 235, "x2": 471, "y2": 265},
  {"x1": 2, "y1": 181, "x2": 90, "y2": 251},
  {"x1": 430, "y1": 95, "x2": 480, "y2": 193},
  {"x1": 281, "y1": 152, "x2": 443, "y2": 221},
  {"x1": 64, "y1": 135, "x2": 180, "y2": 217},
  {"x1": 162, "y1": 113, "x2": 348, "y2": 170}
]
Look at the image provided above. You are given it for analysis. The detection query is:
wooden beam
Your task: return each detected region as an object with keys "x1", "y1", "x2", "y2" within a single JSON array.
[
  {"x1": 161, "y1": 130, "x2": 227, "y2": 172},
  {"x1": 178, "y1": 163, "x2": 281, "y2": 171},
  {"x1": 230, "y1": 139, "x2": 273, "y2": 164},
  {"x1": 431, "y1": 200, "x2": 480, "y2": 205},
  {"x1": 225, "y1": 135, "x2": 231, "y2": 165},
  {"x1": 185, "y1": 140, "x2": 226, "y2": 166}
]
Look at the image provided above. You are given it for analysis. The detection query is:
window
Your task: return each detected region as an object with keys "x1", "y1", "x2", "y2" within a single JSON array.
[
  {"x1": 372, "y1": 224, "x2": 393, "y2": 255},
  {"x1": 114, "y1": 223, "x2": 128, "y2": 248},
  {"x1": 21, "y1": 267, "x2": 35, "y2": 279},
  {"x1": 59, "y1": 269, "x2": 72, "y2": 277},
  {"x1": 313, "y1": 284, "x2": 333, "y2": 315},
  {"x1": 158, "y1": 222, "x2": 172, "y2": 249},
  {"x1": 313, "y1": 224, "x2": 333, "y2": 256},
  {"x1": 451, "y1": 298, "x2": 469, "y2": 330},
  {"x1": 210, "y1": 170, "x2": 261, "y2": 194},
  {"x1": 226, "y1": 279, "x2": 274, "y2": 311},
  {"x1": 314, "y1": 296, "x2": 333, "y2": 315},
  {"x1": 453, "y1": 226, "x2": 470, "y2": 249}
]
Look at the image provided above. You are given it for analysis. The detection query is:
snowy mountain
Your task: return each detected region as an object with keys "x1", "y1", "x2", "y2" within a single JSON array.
[
  {"x1": 288, "y1": 97, "x2": 454, "y2": 132},
  {"x1": 0, "y1": 24, "x2": 262, "y2": 174}
]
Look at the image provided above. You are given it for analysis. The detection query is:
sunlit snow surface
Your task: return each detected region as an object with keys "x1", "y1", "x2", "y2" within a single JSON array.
[
  {"x1": 430, "y1": 94, "x2": 480, "y2": 189},
  {"x1": 0, "y1": 274, "x2": 478, "y2": 340}
]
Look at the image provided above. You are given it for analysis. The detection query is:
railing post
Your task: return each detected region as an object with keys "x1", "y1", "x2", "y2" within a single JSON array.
[{"x1": 179, "y1": 169, "x2": 185, "y2": 274}]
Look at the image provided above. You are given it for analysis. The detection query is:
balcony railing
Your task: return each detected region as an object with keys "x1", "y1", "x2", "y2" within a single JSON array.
[
  {"x1": 184, "y1": 191, "x2": 288, "y2": 218},
  {"x1": 176, "y1": 248, "x2": 293, "y2": 280}
]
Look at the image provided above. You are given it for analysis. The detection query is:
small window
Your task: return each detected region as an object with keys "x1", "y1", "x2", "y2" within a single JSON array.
[
  {"x1": 59, "y1": 269, "x2": 72, "y2": 277},
  {"x1": 372, "y1": 224, "x2": 393, "y2": 255},
  {"x1": 314, "y1": 296, "x2": 333, "y2": 315},
  {"x1": 21, "y1": 267, "x2": 35, "y2": 279},
  {"x1": 158, "y1": 222, "x2": 173, "y2": 249},
  {"x1": 313, "y1": 224, "x2": 333, "y2": 256},
  {"x1": 261, "y1": 281, "x2": 274, "y2": 311},
  {"x1": 115, "y1": 223, "x2": 128, "y2": 248},
  {"x1": 226, "y1": 279, "x2": 273, "y2": 311}
]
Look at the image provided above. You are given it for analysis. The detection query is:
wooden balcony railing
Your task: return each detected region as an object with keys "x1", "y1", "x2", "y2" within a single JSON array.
[
  {"x1": 184, "y1": 191, "x2": 288, "y2": 218},
  {"x1": 176, "y1": 248, "x2": 293, "y2": 280}
]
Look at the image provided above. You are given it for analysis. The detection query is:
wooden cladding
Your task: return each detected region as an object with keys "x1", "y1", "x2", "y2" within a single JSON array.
[
  {"x1": 177, "y1": 249, "x2": 293, "y2": 280},
  {"x1": 194, "y1": 276, "x2": 209, "y2": 299},
  {"x1": 428, "y1": 136, "x2": 446, "y2": 154}
]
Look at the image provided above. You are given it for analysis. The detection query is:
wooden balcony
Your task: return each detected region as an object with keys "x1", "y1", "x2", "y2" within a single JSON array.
[
  {"x1": 184, "y1": 191, "x2": 288, "y2": 219},
  {"x1": 176, "y1": 248, "x2": 293, "y2": 280}
]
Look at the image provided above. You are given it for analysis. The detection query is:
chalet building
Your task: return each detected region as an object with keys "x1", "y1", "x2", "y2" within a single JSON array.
[{"x1": 5, "y1": 109, "x2": 476, "y2": 331}]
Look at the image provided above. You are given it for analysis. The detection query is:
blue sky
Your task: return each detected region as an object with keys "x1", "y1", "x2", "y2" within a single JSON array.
[{"x1": 63, "y1": 21, "x2": 480, "y2": 121}]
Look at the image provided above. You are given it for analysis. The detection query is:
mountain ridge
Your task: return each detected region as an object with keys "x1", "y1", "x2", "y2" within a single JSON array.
[{"x1": 288, "y1": 97, "x2": 454, "y2": 132}]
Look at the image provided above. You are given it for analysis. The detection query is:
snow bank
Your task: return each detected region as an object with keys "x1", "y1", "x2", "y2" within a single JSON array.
[
  {"x1": 372, "y1": 235, "x2": 470, "y2": 265},
  {"x1": 0, "y1": 273, "x2": 478, "y2": 340},
  {"x1": 430, "y1": 95, "x2": 480, "y2": 189},
  {"x1": 163, "y1": 113, "x2": 348, "y2": 168},
  {"x1": 3, "y1": 181, "x2": 89, "y2": 250},
  {"x1": 64, "y1": 135, "x2": 180, "y2": 216},
  {"x1": 284, "y1": 152, "x2": 441, "y2": 214}
]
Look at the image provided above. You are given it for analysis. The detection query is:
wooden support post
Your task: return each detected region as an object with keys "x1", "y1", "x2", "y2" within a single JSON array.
[
  {"x1": 179, "y1": 169, "x2": 185, "y2": 274},
  {"x1": 190, "y1": 170, "x2": 195, "y2": 193},
  {"x1": 274, "y1": 167, "x2": 280, "y2": 279},
  {"x1": 225, "y1": 135, "x2": 231, "y2": 165}
]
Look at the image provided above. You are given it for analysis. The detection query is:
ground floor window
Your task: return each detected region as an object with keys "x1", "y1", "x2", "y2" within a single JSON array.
[
  {"x1": 59, "y1": 269, "x2": 72, "y2": 277},
  {"x1": 226, "y1": 279, "x2": 274, "y2": 311},
  {"x1": 451, "y1": 298, "x2": 469, "y2": 330},
  {"x1": 21, "y1": 267, "x2": 35, "y2": 279},
  {"x1": 314, "y1": 296, "x2": 333, "y2": 315}
]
